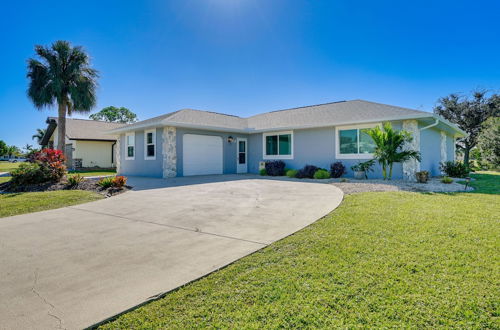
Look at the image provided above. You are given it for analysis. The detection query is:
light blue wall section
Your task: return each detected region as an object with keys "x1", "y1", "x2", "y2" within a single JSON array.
[
  {"x1": 419, "y1": 127, "x2": 441, "y2": 176},
  {"x1": 119, "y1": 128, "x2": 163, "y2": 177},
  {"x1": 117, "y1": 121, "x2": 448, "y2": 180},
  {"x1": 175, "y1": 128, "x2": 249, "y2": 177},
  {"x1": 247, "y1": 123, "x2": 403, "y2": 179}
]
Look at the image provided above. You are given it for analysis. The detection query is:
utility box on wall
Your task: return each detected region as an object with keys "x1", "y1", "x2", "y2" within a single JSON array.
[{"x1": 259, "y1": 161, "x2": 266, "y2": 170}]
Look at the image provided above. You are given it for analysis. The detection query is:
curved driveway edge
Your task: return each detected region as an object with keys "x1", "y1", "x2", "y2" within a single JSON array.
[{"x1": 0, "y1": 175, "x2": 343, "y2": 329}]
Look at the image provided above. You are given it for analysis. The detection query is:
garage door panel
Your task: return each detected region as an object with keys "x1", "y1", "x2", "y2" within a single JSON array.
[{"x1": 183, "y1": 134, "x2": 223, "y2": 176}]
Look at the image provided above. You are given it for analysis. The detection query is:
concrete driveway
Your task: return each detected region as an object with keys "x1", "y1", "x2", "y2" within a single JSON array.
[{"x1": 0, "y1": 175, "x2": 343, "y2": 329}]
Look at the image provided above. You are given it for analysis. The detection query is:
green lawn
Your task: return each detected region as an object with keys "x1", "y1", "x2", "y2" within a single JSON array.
[
  {"x1": 0, "y1": 190, "x2": 103, "y2": 218},
  {"x1": 464, "y1": 171, "x2": 500, "y2": 194},
  {"x1": 69, "y1": 169, "x2": 116, "y2": 177},
  {"x1": 0, "y1": 161, "x2": 21, "y2": 173},
  {"x1": 101, "y1": 173, "x2": 500, "y2": 329}
]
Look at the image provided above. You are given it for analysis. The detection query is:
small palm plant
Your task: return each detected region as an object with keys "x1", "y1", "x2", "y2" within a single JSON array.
[
  {"x1": 32, "y1": 128, "x2": 46, "y2": 144},
  {"x1": 27, "y1": 40, "x2": 98, "y2": 153},
  {"x1": 367, "y1": 123, "x2": 421, "y2": 180}
]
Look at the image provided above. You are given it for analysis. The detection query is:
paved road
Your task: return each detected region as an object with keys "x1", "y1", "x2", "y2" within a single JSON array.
[{"x1": 0, "y1": 175, "x2": 343, "y2": 329}]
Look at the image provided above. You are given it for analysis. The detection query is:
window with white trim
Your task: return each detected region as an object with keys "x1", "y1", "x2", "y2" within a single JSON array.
[
  {"x1": 144, "y1": 129, "x2": 156, "y2": 160},
  {"x1": 125, "y1": 132, "x2": 135, "y2": 160},
  {"x1": 263, "y1": 131, "x2": 293, "y2": 160},
  {"x1": 336, "y1": 124, "x2": 378, "y2": 159}
]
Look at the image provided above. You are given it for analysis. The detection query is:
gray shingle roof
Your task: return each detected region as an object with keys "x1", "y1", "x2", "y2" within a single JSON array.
[
  {"x1": 43, "y1": 117, "x2": 126, "y2": 144},
  {"x1": 109, "y1": 100, "x2": 464, "y2": 135},
  {"x1": 247, "y1": 100, "x2": 430, "y2": 130}
]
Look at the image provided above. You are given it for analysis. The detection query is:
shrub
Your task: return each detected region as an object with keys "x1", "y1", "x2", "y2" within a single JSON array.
[
  {"x1": 10, "y1": 148, "x2": 67, "y2": 185},
  {"x1": 314, "y1": 169, "x2": 331, "y2": 179},
  {"x1": 112, "y1": 176, "x2": 127, "y2": 188},
  {"x1": 296, "y1": 165, "x2": 319, "y2": 179},
  {"x1": 259, "y1": 168, "x2": 267, "y2": 176},
  {"x1": 10, "y1": 163, "x2": 48, "y2": 186},
  {"x1": 441, "y1": 176, "x2": 454, "y2": 184},
  {"x1": 439, "y1": 161, "x2": 468, "y2": 178},
  {"x1": 97, "y1": 177, "x2": 114, "y2": 189},
  {"x1": 265, "y1": 160, "x2": 286, "y2": 176},
  {"x1": 67, "y1": 174, "x2": 84, "y2": 187},
  {"x1": 330, "y1": 162, "x2": 345, "y2": 178},
  {"x1": 415, "y1": 170, "x2": 429, "y2": 183},
  {"x1": 286, "y1": 169, "x2": 298, "y2": 178}
]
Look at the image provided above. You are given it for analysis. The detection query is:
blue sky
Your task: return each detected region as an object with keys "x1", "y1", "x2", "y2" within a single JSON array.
[{"x1": 1, "y1": 0, "x2": 499, "y2": 149}]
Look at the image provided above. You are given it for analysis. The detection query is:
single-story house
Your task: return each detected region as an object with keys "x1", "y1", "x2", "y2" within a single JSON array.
[
  {"x1": 108, "y1": 100, "x2": 466, "y2": 180},
  {"x1": 40, "y1": 117, "x2": 126, "y2": 169}
]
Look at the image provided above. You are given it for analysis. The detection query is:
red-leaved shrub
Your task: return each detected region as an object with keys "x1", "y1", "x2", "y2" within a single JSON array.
[{"x1": 112, "y1": 176, "x2": 127, "y2": 188}]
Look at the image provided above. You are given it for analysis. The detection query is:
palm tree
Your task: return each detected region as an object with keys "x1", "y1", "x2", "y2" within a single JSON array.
[
  {"x1": 32, "y1": 128, "x2": 46, "y2": 144},
  {"x1": 27, "y1": 40, "x2": 98, "y2": 153},
  {"x1": 6, "y1": 146, "x2": 21, "y2": 158},
  {"x1": 367, "y1": 122, "x2": 421, "y2": 180}
]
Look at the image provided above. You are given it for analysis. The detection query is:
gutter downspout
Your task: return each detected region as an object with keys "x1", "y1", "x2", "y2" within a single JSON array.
[{"x1": 419, "y1": 117, "x2": 439, "y2": 131}]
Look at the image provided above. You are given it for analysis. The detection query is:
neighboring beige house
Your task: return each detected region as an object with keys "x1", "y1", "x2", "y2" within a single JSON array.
[{"x1": 40, "y1": 117, "x2": 126, "y2": 169}]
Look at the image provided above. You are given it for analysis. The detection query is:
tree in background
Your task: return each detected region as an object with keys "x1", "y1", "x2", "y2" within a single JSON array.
[
  {"x1": 476, "y1": 117, "x2": 500, "y2": 168},
  {"x1": 32, "y1": 128, "x2": 46, "y2": 144},
  {"x1": 367, "y1": 122, "x2": 421, "y2": 180},
  {"x1": 27, "y1": 40, "x2": 98, "y2": 153},
  {"x1": 5, "y1": 146, "x2": 21, "y2": 158},
  {"x1": 0, "y1": 140, "x2": 7, "y2": 156},
  {"x1": 434, "y1": 90, "x2": 500, "y2": 168},
  {"x1": 89, "y1": 106, "x2": 138, "y2": 123}
]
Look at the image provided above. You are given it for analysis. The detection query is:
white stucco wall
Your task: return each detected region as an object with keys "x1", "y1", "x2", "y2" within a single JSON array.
[{"x1": 73, "y1": 140, "x2": 116, "y2": 168}]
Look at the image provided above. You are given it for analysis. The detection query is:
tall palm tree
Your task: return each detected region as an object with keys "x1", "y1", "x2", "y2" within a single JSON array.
[
  {"x1": 367, "y1": 122, "x2": 421, "y2": 180},
  {"x1": 32, "y1": 128, "x2": 46, "y2": 144},
  {"x1": 27, "y1": 40, "x2": 98, "y2": 153}
]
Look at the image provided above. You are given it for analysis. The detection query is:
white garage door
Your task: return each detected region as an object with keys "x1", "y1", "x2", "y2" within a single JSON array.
[{"x1": 183, "y1": 134, "x2": 223, "y2": 176}]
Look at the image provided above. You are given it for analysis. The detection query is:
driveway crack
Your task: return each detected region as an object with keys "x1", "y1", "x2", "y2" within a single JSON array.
[
  {"x1": 32, "y1": 269, "x2": 66, "y2": 330},
  {"x1": 68, "y1": 207, "x2": 268, "y2": 246}
]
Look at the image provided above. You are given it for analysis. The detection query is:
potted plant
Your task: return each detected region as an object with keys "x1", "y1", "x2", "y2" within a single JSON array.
[
  {"x1": 415, "y1": 170, "x2": 429, "y2": 183},
  {"x1": 351, "y1": 159, "x2": 375, "y2": 179}
]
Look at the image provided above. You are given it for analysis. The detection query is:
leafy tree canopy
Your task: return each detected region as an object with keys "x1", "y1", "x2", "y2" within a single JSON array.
[
  {"x1": 89, "y1": 106, "x2": 138, "y2": 123},
  {"x1": 477, "y1": 117, "x2": 500, "y2": 168},
  {"x1": 434, "y1": 90, "x2": 500, "y2": 166},
  {"x1": 0, "y1": 140, "x2": 7, "y2": 156}
]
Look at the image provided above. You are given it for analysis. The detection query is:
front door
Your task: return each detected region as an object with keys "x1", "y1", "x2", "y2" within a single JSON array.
[{"x1": 236, "y1": 138, "x2": 248, "y2": 174}]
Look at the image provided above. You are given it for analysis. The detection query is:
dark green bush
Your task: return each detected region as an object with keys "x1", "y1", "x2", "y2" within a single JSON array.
[
  {"x1": 296, "y1": 165, "x2": 319, "y2": 179},
  {"x1": 265, "y1": 160, "x2": 286, "y2": 176},
  {"x1": 439, "y1": 161, "x2": 468, "y2": 178},
  {"x1": 259, "y1": 168, "x2": 267, "y2": 176},
  {"x1": 286, "y1": 169, "x2": 298, "y2": 178},
  {"x1": 10, "y1": 163, "x2": 49, "y2": 186},
  {"x1": 330, "y1": 162, "x2": 346, "y2": 178}
]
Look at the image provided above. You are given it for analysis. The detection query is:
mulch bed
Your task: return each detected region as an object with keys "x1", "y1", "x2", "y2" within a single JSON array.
[{"x1": 0, "y1": 178, "x2": 131, "y2": 197}]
